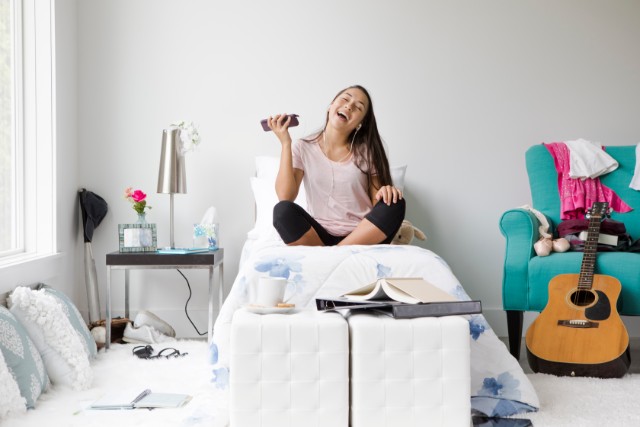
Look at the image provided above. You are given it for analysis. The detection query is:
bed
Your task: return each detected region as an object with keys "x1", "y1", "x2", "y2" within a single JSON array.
[{"x1": 210, "y1": 157, "x2": 540, "y2": 417}]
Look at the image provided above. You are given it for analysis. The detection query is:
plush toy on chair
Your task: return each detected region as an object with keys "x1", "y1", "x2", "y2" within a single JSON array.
[{"x1": 391, "y1": 220, "x2": 426, "y2": 245}]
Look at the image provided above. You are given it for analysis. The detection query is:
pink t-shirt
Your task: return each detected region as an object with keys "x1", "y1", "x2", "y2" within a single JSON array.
[{"x1": 292, "y1": 139, "x2": 372, "y2": 236}]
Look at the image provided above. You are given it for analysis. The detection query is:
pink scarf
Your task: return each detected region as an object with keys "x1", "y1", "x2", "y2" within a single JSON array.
[{"x1": 544, "y1": 142, "x2": 632, "y2": 220}]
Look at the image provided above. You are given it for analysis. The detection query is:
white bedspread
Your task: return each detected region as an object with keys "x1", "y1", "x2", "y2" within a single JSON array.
[{"x1": 211, "y1": 239, "x2": 539, "y2": 417}]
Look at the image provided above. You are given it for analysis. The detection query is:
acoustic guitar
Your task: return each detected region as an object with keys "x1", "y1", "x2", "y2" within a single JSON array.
[{"x1": 525, "y1": 202, "x2": 630, "y2": 378}]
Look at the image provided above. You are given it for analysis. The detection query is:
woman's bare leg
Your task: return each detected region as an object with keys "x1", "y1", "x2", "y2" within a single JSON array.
[
  {"x1": 337, "y1": 218, "x2": 386, "y2": 246},
  {"x1": 286, "y1": 227, "x2": 324, "y2": 246}
]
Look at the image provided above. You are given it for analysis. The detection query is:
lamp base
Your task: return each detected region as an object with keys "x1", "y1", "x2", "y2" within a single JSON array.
[{"x1": 169, "y1": 193, "x2": 175, "y2": 248}]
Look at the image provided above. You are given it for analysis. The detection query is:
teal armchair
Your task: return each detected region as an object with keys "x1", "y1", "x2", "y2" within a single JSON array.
[{"x1": 499, "y1": 144, "x2": 640, "y2": 359}]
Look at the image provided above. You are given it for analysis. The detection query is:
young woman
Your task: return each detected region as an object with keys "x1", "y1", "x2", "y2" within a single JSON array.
[{"x1": 268, "y1": 85, "x2": 405, "y2": 246}]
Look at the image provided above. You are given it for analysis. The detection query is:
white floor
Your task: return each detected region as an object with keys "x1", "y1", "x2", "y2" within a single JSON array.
[{"x1": 501, "y1": 337, "x2": 640, "y2": 374}]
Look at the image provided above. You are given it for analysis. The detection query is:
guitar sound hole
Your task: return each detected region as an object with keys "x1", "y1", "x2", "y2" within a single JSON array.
[{"x1": 570, "y1": 290, "x2": 596, "y2": 307}]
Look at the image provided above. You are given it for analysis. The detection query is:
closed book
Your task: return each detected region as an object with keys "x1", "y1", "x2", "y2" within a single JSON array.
[{"x1": 577, "y1": 231, "x2": 618, "y2": 246}]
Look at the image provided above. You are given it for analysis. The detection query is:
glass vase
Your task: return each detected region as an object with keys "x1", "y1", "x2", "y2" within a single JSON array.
[{"x1": 136, "y1": 212, "x2": 147, "y2": 224}]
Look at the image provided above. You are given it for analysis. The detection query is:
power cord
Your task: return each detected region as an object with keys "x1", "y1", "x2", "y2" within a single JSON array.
[{"x1": 176, "y1": 269, "x2": 207, "y2": 336}]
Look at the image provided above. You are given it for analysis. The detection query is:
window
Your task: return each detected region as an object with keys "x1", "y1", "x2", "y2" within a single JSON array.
[
  {"x1": 0, "y1": 0, "x2": 55, "y2": 265},
  {"x1": 1, "y1": 0, "x2": 18, "y2": 254}
]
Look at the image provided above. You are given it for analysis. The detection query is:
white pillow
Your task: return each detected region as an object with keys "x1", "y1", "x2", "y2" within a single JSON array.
[
  {"x1": 248, "y1": 177, "x2": 307, "y2": 241},
  {"x1": 391, "y1": 165, "x2": 407, "y2": 191},
  {"x1": 255, "y1": 155, "x2": 280, "y2": 182},
  {"x1": 36, "y1": 284, "x2": 97, "y2": 359},
  {"x1": 9, "y1": 287, "x2": 93, "y2": 390}
]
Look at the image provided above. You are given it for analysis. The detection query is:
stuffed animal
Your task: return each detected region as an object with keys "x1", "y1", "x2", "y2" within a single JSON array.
[{"x1": 391, "y1": 220, "x2": 427, "y2": 245}]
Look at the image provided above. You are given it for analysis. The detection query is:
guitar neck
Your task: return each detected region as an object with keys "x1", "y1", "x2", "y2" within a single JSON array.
[{"x1": 578, "y1": 207, "x2": 607, "y2": 291}]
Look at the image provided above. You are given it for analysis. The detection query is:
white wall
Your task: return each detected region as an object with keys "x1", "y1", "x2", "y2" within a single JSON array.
[{"x1": 65, "y1": 0, "x2": 639, "y2": 337}]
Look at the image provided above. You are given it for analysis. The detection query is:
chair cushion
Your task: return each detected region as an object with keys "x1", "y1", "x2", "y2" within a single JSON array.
[{"x1": 528, "y1": 252, "x2": 640, "y2": 313}]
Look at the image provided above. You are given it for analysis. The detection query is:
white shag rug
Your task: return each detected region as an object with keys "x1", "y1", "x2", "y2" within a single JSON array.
[
  {"x1": 2, "y1": 340, "x2": 228, "y2": 427},
  {"x1": 4, "y1": 339, "x2": 640, "y2": 427},
  {"x1": 512, "y1": 373, "x2": 640, "y2": 427}
]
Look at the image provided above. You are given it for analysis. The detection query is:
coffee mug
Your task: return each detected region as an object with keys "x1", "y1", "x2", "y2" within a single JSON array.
[{"x1": 255, "y1": 277, "x2": 290, "y2": 307}]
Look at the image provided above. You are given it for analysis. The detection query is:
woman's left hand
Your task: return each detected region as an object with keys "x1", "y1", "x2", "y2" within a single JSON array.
[{"x1": 375, "y1": 185, "x2": 403, "y2": 205}]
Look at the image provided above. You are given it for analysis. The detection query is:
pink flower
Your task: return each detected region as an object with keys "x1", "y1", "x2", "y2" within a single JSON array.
[
  {"x1": 124, "y1": 187, "x2": 151, "y2": 214},
  {"x1": 131, "y1": 190, "x2": 146, "y2": 203}
]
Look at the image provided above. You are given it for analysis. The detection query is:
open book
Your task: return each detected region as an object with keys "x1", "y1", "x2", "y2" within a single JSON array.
[
  {"x1": 341, "y1": 277, "x2": 457, "y2": 304},
  {"x1": 89, "y1": 388, "x2": 192, "y2": 410},
  {"x1": 317, "y1": 277, "x2": 482, "y2": 318}
]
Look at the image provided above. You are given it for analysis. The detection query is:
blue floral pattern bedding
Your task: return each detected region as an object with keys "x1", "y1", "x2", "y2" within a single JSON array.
[{"x1": 211, "y1": 240, "x2": 539, "y2": 417}]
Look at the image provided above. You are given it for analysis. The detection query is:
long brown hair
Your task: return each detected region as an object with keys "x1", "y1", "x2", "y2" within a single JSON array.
[{"x1": 303, "y1": 85, "x2": 392, "y2": 191}]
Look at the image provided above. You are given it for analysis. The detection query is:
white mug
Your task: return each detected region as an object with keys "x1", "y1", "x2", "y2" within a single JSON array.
[{"x1": 255, "y1": 277, "x2": 290, "y2": 307}]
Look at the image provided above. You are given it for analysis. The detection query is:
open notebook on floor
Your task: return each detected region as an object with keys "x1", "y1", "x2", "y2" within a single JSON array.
[{"x1": 89, "y1": 388, "x2": 192, "y2": 410}]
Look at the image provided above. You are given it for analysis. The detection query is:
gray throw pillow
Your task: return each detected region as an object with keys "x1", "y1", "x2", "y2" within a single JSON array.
[{"x1": 0, "y1": 306, "x2": 49, "y2": 408}]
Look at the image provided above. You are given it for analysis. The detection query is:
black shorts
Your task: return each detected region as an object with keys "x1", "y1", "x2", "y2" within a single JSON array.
[{"x1": 272, "y1": 199, "x2": 406, "y2": 246}]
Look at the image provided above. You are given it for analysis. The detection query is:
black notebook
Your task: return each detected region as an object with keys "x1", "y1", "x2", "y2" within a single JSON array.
[{"x1": 315, "y1": 297, "x2": 482, "y2": 319}]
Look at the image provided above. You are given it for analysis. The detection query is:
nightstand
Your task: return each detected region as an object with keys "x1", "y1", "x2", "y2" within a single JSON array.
[{"x1": 105, "y1": 249, "x2": 224, "y2": 349}]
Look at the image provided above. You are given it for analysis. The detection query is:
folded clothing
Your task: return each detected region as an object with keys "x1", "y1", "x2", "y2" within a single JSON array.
[
  {"x1": 631, "y1": 142, "x2": 640, "y2": 191},
  {"x1": 565, "y1": 138, "x2": 618, "y2": 179}
]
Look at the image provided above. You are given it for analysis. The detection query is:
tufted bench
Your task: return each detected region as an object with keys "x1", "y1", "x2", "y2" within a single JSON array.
[
  {"x1": 229, "y1": 309, "x2": 470, "y2": 427},
  {"x1": 229, "y1": 309, "x2": 349, "y2": 427},
  {"x1": 348, "y1": 312, "x2": 471, "y2": 427}
]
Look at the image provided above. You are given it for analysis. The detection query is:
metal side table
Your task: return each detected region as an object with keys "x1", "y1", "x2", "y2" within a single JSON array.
[{"x1": 105, "y1": 249, "x2": 224, "y2": 349}]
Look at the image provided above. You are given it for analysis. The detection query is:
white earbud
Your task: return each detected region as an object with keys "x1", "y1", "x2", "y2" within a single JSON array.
[{"x1": 357, "y1": 124, "x2": 362, "y2": 130}]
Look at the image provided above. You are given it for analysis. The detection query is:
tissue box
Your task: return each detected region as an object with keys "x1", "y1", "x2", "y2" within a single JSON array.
[{"x1": 193, "y1": 223, "x2": 218, "y2": 250}]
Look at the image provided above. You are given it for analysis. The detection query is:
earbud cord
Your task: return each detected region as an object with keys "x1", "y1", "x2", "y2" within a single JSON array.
[
  {"x1": 322, "y1": 128, "x2": 357, "y2": 197},
  {"x1": 321, "y1": 129, "x2": 356, "y2": 164}
]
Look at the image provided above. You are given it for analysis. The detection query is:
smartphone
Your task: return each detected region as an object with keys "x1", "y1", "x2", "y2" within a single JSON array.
[{"x1": 261, "y1": 114, "x2": 299, "y2": 132}]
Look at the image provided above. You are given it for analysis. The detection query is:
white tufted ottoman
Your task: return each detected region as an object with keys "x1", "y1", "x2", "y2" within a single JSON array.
[
  {"x1": 348, "y1": 313, "x2": 471, "y2": 427},
  {"x1": 229, "y1": 309, "x2": 349, "y2": 427}
]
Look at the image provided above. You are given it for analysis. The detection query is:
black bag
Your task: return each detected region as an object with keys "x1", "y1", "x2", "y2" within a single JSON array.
[{"x1": 557, "y1": 218, "x2": 632, "y2": 252}]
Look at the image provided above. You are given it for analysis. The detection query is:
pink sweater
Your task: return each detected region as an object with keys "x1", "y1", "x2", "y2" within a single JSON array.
[{"x1": 545, "y1": 142, "x2": 632, "y2": 220}]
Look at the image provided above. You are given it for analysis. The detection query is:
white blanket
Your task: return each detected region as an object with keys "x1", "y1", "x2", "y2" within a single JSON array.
[{"x1": 211, "y1": 239, "x2": 539, "y2": 417}]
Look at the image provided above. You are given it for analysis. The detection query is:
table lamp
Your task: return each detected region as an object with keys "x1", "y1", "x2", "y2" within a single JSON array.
[{"x1": 157, "y1": 127, "x2": 186, "y2": 248}]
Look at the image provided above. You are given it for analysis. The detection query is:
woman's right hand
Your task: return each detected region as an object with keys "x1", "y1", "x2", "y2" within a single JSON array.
[{"x1": 268, "y1": 114, "x2": 293, "y2": 145}]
